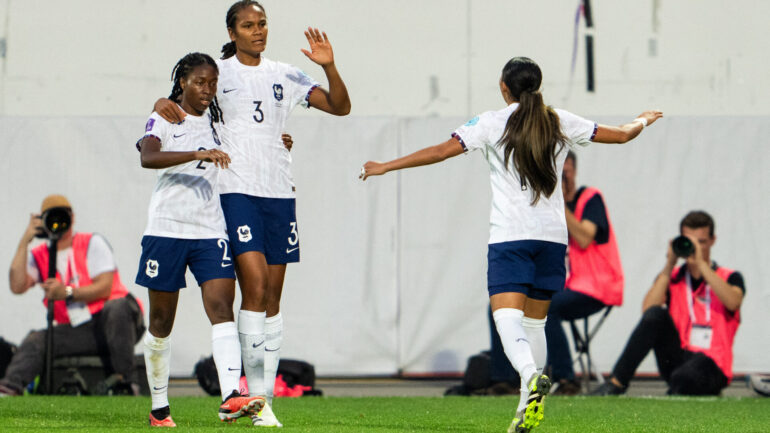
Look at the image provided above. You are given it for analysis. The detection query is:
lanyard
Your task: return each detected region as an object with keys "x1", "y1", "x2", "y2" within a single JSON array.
[
  {"x1": 62, "y1": 250, "x2": 78, "y2": 287},
  {"x1": 685, "y1": 273, "x2": 711, "y2": 324}
]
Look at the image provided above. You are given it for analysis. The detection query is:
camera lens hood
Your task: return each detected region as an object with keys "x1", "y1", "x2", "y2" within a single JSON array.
[{"x1": 672, "y1": 235, "x2": 694, "y2": 258}]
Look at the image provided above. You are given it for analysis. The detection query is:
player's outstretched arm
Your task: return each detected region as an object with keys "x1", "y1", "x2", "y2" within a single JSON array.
[
  {"x1": 360, "y1": 137, "x2": 465, "y2": 180},
  {"x1": 153, "y1": 98, "x2": 187, "y2": 124},
  {"x1": 139, "y1": 136, "x2": 231, "y2": 169},
  {"x1": 593, "y1": 110, "x2": 663, "y2": 144},
  {"x1": 302, "y1": 28, "x2": 351, "y2": 116}
]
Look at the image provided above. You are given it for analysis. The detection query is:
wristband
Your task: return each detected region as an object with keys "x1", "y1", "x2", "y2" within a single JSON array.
[
  {"x1": 65, "y1": 285, "x2": 74, "y2": 302},
  {"x1": 633, "y1": 117, "x2": 648, "y2": 128}
]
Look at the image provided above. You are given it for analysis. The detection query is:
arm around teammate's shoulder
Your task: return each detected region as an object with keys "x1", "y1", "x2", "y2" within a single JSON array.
[
  {"x1": 593, "y1": 110, "x2": 663, "y2": 144},
  {"x1": 153, "y1": 98, "x2": 186, "y2": 124}
]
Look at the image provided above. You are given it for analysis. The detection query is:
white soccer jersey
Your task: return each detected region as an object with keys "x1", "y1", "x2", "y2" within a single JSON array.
[
  {"x1": 453, "y1": 103, "x2": 597, "y2": 245},
  {"x1": 142, "y1": 110, "x2": 228, "y2": 239},
  {"x1": 215, "y1": 56, "x2": 320, "y2": 198}
]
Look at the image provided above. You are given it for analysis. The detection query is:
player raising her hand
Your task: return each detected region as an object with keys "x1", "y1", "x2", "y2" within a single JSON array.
[
  {"x1": 361, "y1": 56, "x2": 661, "y2": 433},
  {"x1": 153, "y1": 1, "x2": 350, "y2": 427},
  {"x1": 135, "y1": 52, "x2": 264, "y2": 427}
]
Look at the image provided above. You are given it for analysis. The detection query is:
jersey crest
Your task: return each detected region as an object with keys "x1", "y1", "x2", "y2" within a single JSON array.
[{"x1": 273, "y1": 83, "x2": 284, "y2": 101}]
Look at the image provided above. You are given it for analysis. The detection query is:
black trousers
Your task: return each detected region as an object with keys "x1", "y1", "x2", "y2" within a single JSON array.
[
  {"x1": 611, "y1": 305, "x2": 728, "y2": 395},
  {"x1": 0, "y1": 296, "x2": 144, "y2": 392}
]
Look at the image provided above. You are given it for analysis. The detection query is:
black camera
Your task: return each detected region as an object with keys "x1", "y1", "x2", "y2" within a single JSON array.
[
  {"x1": 671, "y1": 235, "x2": 694, "y2": 258},
  {"x1": 34, "y1": 207, "x2": 72, "y2": 240}
]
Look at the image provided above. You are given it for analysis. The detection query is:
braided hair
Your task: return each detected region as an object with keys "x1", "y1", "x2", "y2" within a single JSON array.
[
  {"x1": 221, "y1": 0, "x2": 265, "y2": 59},
  {"x1": 169, "y1": 52, "x2": 225, "y2": 143}
]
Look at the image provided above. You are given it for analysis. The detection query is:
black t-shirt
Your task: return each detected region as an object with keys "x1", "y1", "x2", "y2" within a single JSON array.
[{"x1": 566, "y1": 186, "x2": 610, "y2": 245}]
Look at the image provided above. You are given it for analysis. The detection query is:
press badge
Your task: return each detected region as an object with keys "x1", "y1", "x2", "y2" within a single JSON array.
[
  {"x1": 67, "y1": 301, "x2": 93, "y2": 327},
  {"x1": 690, "y1": 325, "x2": 713, "y2": 349}
]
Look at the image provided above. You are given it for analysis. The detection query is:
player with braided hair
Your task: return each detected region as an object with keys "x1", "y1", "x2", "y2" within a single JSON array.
[
  {"x1": 136, "y1": 52, "x2": 264, "y2": 427},
  {"x1": 153, "y1": 1, "x2": 351, "y2": 427}
]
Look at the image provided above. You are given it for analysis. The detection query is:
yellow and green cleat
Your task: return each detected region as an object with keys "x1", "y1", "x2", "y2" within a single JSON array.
[
  {"x1": 507, "y1": 411, "x2": 528, "y2": 433},
  {"x1": 522, "y1": 374, "x2": 551, "y2": 431}
]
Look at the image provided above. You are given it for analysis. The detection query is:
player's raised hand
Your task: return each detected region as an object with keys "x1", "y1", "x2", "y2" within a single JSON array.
[
  {"x1": 638, "y1": 110, "x2": 663, "y2": 126},
  {"x1": 154, "y1": 98, "x2": 187, "y2": 124},
  {"x1": 301, "y1": 27, "x2": 335, "y2": 67},
  {"x1": 196, "y1": 149, "x2": 231, "y2": 169}
]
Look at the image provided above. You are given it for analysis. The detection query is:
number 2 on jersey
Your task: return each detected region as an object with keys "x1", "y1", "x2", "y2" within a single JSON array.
[
  {"x1": 217, "y1": 239, "x2": 232, "y2": 263},
  {"x1": 253, "y1": 100, "x2": 264, "y2": 123},
  {"x1": 196, "y1": 147, "x2": 207, "y2": 170}
]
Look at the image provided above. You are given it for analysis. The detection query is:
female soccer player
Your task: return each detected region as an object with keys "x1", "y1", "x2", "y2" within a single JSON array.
[
  {"x1": 136, "y1": 52, "x2": 265, "y2": 427},
  {"x1": 153, "y1": 1, "x2": 351, "y2": 426},
  {"x1": 361, "y1": 57, "x2": 662, "y2": 433}
]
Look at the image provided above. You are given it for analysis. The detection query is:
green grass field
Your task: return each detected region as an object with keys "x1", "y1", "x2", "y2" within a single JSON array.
[{"x1": 1, "y1": 395, "x2": 768, "y2": 432}]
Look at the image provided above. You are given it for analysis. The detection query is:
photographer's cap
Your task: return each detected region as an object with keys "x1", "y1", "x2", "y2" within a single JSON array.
[{"x1": 41, "y1": 194, "x2": 72, "y2": 213}]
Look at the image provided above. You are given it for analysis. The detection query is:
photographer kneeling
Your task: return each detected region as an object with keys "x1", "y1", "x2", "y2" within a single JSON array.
[
  {"x1": 0, "y1": 195, "x2": 144, "y2": 396},
  {"x1": 591, "y1": 211, "x2": 744, "y2": 396}
]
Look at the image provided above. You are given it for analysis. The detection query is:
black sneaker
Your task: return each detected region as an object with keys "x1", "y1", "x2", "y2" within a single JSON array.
[{"x1": 587, "y1": 380, "x2": 626, "y2": 396}]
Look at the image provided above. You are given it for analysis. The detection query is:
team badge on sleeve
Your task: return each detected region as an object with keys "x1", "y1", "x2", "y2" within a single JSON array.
[
  {"x1": 145, "y1": 259, "x2": 159, "y2": 278},
  {"x1": 145, "y1": 118, "x2": 156, "y2": 132},
  {"x1": 273, "y1": 84, "x2": 284, "y2": 101},
  {"x1": 464, "y1": 116, "x2": 480, "y2": 126}
]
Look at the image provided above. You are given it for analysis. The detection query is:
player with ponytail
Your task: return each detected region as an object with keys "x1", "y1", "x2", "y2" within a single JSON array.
[{"x1": 361, "y1": 56, "x2": 661, "y2": 432}]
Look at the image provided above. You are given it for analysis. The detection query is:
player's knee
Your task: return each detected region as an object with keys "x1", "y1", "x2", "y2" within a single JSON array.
[
  {"x1": 205, "y1": 299, "x2": 234, "y2": 324},
  {"x1": 148, "y1": 311, "x2": 174, "y2": 337}
]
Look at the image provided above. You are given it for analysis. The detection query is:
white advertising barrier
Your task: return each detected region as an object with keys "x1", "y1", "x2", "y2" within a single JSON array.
[{"x1": 0, "y1": 116, "x2": 768, "y2": 376}]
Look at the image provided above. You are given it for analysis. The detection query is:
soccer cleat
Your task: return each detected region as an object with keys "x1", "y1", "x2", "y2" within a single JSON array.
[
  {"x1": 522, "y1": 374, "x2": 551, "y2": 431},
  {"x1": 507, "y1": 410, "x2": 529, "y2": 433},
  {"x1": 219, "y1": 392, "x2": 266, "y2": 423},
  {"x1": 149, "y1": 412, "x2": 176, "y2": 427},
  {"x1": 251, "y1": 402, "x2": 283, "y2": 427}
]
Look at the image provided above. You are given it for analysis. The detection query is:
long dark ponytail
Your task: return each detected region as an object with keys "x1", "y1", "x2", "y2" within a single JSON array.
[
  {"x1": 497, "y1": 57, "x2": 567, "y2": 205},
  {"x1": 221, "y1": 0, "x2": 265, "y2": 59}
]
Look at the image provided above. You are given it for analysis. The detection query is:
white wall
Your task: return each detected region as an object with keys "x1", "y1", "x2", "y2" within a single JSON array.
[
  {"x1": 1, "y1": 116, "x2": 768, "y2": 377},
  {"x1": 1, "y1": 1, "x2": 769, "y2": 117},
  {"x1": 0, "y1": 1, "x2": 768, "y2": 377}
]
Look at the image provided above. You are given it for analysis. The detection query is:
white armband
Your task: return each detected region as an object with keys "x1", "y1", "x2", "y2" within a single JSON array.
[{"x1": 633, "y1": 118, "x2": 648, "y2": 128}]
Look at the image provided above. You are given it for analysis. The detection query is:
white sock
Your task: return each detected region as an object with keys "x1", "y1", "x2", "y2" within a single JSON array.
[
  {"x1": 522, "y1": 316, "x2": 547, "y2": 373},
  {"x1": 521, "y1": 315, "x2": 548, "y2": 413},
  {"x1": 239, "y1": 309, "x2": 266, "y2": 397},
  {"x1": 212, "y1": 321, "x2": 241, "y2": 401},
  {"x1": 492, "y1": 308, "x2": 538, "y2": 413},
  {"x1": 264, "y1": 313, "x2": 283, "y2": 405},
  {"x1": 143, "y1": 332, "x2": 171, "y2": 411}
]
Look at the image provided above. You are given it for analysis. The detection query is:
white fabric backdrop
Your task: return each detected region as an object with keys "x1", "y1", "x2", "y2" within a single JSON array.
[{"x1": 1, "y1": 115, "x2": 767, "y2": 376}]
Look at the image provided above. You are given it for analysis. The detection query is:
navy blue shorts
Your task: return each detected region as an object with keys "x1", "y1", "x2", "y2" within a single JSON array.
[
  {"x1": 135, "y1": 236, "x2": 235, "y2": 292},
  {"x1": 487, "y1": 240, "x2": 567, "y2": 299},
  {"x1": 219, "y1": 193, "x2": 299, "y2": 265}
]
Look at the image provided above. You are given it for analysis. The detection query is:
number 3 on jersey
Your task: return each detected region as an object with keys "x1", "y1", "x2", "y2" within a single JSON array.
[
  {"x1": 288, "y1": 222, "x2": 298, "y2": 246},
  {"x1": 253, "y1": 100, "x2": 264, "y2": 123}
]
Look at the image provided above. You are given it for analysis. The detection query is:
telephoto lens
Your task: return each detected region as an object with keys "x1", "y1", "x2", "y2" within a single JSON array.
[
  {"x1": 41, "y1": 207, "x2": 72, "y2": 240},
  {"x1": 671, "y1": 235, "x2": 694, "y2": 258}
]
